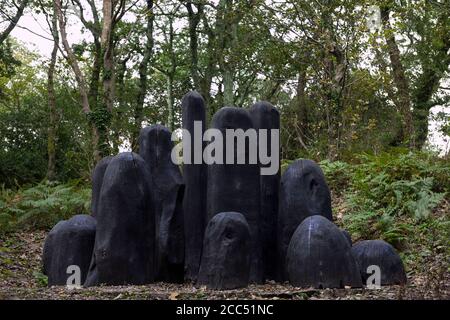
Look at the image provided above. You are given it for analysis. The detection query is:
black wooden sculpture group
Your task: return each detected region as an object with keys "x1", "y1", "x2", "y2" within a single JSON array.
[{"x1": 43, "y1": 91, "x2": 407, "y2": 290}]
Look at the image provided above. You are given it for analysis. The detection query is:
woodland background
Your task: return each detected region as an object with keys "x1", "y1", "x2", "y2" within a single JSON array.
[{"x1": 0, "y1": 0, "x2": 449, "y2": 298}]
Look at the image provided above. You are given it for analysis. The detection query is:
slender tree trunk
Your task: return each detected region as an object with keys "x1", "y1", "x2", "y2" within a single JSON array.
[
  {"x1": 220, "y1": 0, "x2": 255, "y2": 107},
  {"x1": 133, "y1": 0, "x2": 154, "y2": 150},
  {"x1": 222, "y1": 67, "x2": 234, "y2": 106},
  {"x1": 112, "y1": 56, "x2": 129, "y2": 154},
  {"x1": 412, "y1": 72, "x2": 439, "y2": 150},
  {"x1": 296, "y1": 65, "x2": 309, "y2": 144},
  {"x1": 413, "y1": 74, "x2": 447, "y2": 149},
  {"x1": 166, "y1": 75, "x2": 174, "y2": 131},
  {"x1": 166, "y1": 18, "x2": 176, "y2": 130},
  {"x1": 93, "y1": 0, "x2": 117, "y2": 156},
  {"x1": 199, "y1": 13, "x2": 215, "y2": 118},
  {"x1": 186, "y1": 2, "x2": 201, "y2": 90},
  {"x1": 0, "y1": 0, "x2": 29, "y2": 45},
  {"x1": 89, "y1": 41, "x2": 102, "y2": 110},
  {"x1": 101, "y1": 0, "x2": 115, "y2": 113},
  {"x1": 221, "y1": 0, "x2": 238, "y2": 107},
  {"x1": 323, "y1": 39, "x2": 347, "y2": 160},
  {"x1": 54, "y1": 0, "x2": 101, "y2": 162},
  {"x1": 71, "y1": 0, "x2": 102, "y2": 110},
  {"x1": 46, "y1": 4, "x2": 59, "y2": 181},
  {"x1": 380, "y1": 5, "x2": 414, "y2": 147},
  {"x1": 92, "y1": 0, "x2": 115, "y2": 157},
  {"x1": 412, "y1": 10, "x2": 450, "y2": 149},
  {"x1": 319, "y1": 5, "x2": 348, "y2": 160},
  {"x1": 54, "y1": 0, "x2": 90, "y2": 114}
]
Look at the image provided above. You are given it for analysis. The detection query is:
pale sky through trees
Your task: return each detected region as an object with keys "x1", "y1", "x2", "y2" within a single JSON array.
[{"x1": 7, "y1": 5, "x2": 450, "y2": 155}]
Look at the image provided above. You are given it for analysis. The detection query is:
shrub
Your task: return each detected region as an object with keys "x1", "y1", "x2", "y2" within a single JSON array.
[
  {"x1": 319, "y1": 160, "x2": 353, "y2": 195},
  {"x1": 0, "y1": 180, "x2": 91, "y2": 232},
  {"x1": 321, "y1": 150, "x2": 449, "y2": 248}
]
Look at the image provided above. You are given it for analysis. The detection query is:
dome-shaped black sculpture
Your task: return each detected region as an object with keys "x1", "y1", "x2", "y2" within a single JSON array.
[
  {"x1": 198, "y1": 212, "x2": 251, "y2": 290},
  {"x1": 351, "y1": 240, "x2": 407, "y2": 285},
  {"x1": 286, "y1": 215, "x2": 362, "y2": 289},
  {"x1": 277, "y1": 159, "x2": 332, "y2": 280},
  {"x1": 341, "y1": 229, "x2": 352, "y2": 247},
  {"x1": 43, "y1": 214, "x2": 96, "y2": 286},
  {"x1": 84, "y1": 152, "x2": 155, "y2": 286}
]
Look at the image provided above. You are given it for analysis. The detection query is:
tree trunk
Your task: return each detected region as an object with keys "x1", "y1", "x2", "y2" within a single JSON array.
[
  {"x1": 72, "y1": 0, "x2": 102, "y2": 110},
  {"x1": 380, "y1": 5, "x2": 414, "y2": 147},
  {"x1": 413, "y1": 71, "x2": 440, "y2": 150},
  {"x1": 54, "y1": 0, "x2": 90, "y2": 114},
  {"x1": 166, "y1": 17, "x2": 176, "y2": 131},
  {"x1": 101, "y1": 0, "x2": 114, "y2": 113},
  {"x1": 46, "y1": 4, "x2": 59, "y2": 181},
  {"x1": 89, "y1": 40, "x2": 102, "y2": 110},
  {"x1": 221, "y1": 0, "x2": 238, "y2": 107},
  {"x1": 186, "y1": 2, "x2": 201, "y2": 90},
  {"x1": 0, "y1": 0, "x2": 29, "y2": 45},
  {"x1": 296, "y1": 64, "x2": 309, "y2": 144},
  {"x1": 54, "y1": 0, "x2": 101, "y2": 162},
  {"x1": 83, "y1": 0, "x2": 117, "y2": 159},
  {"x1": 133, "y1": 0, "x2": 154, "y2": 151},
  {"x1": 166, "y1": 75, "x2": 174, "y2": 131},
  {"x1": 112, "y1": 56, "x2": 129, "y2": 154},
  {"x1": 222, "y1": 67, "x2": 234, "y2": 106},
  {"x1": 412, "y1": 10, "x2": 450, "y2": 149},
  {"x1": 324, "y1": 39, "x2": 347, "y2": 160},
  {"x1": 199, "y1": 12, "x2": 216, "y2": 118}
]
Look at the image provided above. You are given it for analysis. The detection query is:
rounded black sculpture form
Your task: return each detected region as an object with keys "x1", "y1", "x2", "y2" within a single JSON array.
[
  {"x1": 207, "y1": 107, "x2": 262, "y2": 283},
  {"x1": 91, "y1": 156, "x2": 113, "y2": 218},
  {"x1": 198, "y1": 212, "x2": 251, "y2": 290},
  {"x1": 341, "y1": 229, "x2": 352, "y2": 247},
  {"x1": 249, "y1": 101, "x2": 280, "y2": 280},
  {"x1": 181, "y1": 91, "x2": 207, "y2": 282},
  {"x1": 277, "y1": 159, "x2": 332, "y2": 280},
  {"x1": 351, "y1": 240, "x2": 407, "y2": 285},
  {"x1": 43, "y1": 214, "x2": 96, "y2": 286},
  {"x1": 84, "y1": 152, "x2": 155, "y2": 286},
  {"x1": 286, "y1": 215, "x2": 362, "y2": 289},
  {"x1": 139, "y1": 125, "x2": 184, "y2": 283}
]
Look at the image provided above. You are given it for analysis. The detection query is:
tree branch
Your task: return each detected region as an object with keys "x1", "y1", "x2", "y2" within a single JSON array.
[{"x1": 0, "y1": 0, "x2": 30, "y2": 45}]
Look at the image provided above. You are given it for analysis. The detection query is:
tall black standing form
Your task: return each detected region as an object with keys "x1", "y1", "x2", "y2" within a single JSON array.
[
  {"x1": 139, "y1": 125, "x2": 185, "y2": 283},
  {"x1": 207, "y1": 107, "x2": 263, "y2": 283},
  {"x1": 277, "y1": 159, "x2": 332, "y2": 280},
  {"x1": 249, "y1": 101, "x2": 280, "y2": 280},
  {"x1": 84, "y1": 152, "x2": 155, "y2": 286},
  {"x1": 91, "y1": 156, "x2": 113, "y2": 218},
  {"x1": 181, "y1": 91, "x2": 207, "y2": 282}
]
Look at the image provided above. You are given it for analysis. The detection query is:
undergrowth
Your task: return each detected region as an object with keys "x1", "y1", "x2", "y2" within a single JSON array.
[
  {"x1": 0, "y1": 180, "x2": 91, "y2": 232},
  {"x1": 320, "y1": 150, "x2": 449, "y2": 251}
]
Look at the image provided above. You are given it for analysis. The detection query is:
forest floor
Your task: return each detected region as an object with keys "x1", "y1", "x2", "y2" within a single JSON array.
[
  {"x1": 0, "y1": 230, "x2": 448, "y2": 300},
  {"x1": 0, "y1": 197, "x2": 449, "y2": 300}
]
